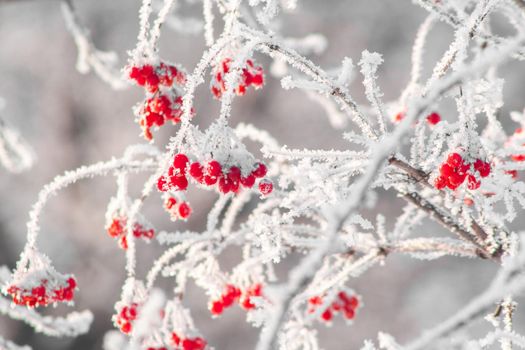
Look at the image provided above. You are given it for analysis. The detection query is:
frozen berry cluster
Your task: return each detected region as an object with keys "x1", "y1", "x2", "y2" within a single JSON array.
[
  {"x1": 113, "y1": 302, "x2": 139, "y2": 334},
  {"x1": 128, "y1": 63, "x2": 186, "y2": 93},
  {"x1": 209, "y1": 283, "x2": 263, "y2": 315},
  {"x1": 434, "y1": 153, "x2": 491, "y2": 191},
  {"x1": 171, "y1": 332, "x2": 207, "y2": 350},
  {"x1": 393, "y1": 111, "x2": 441, "y2": 126},
  {"x1": 138, "y1": 95, "x2": 188, "y2": 141},
  {"x1": 210, "y1": 58, "x2": 264, "y2": 99},
  {"x1": 127, "y1": 62, "x2": 189, "y2": 141},
  {"x1": 308, "y1": 291, "x2": 360, "y2": 323},
  {"x1": 6, "y1": 277, "x2": 77, "y2": 307},
  {"x1": 164, "y1": 197, "x2": 192, "y2": 220},
  {"x1": 157, "y1": 153, "x2": 273, "y2": 196},
  {"x1": 107, "y1": 216, "x2": 155, "y2": 250}
]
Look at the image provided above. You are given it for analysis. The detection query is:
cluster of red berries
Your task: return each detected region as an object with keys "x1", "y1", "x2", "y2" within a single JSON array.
[
  {"x1": 211, "y1": 58, "x2": 264, "y2": 99},
  {"x1": 138, "y1": 95, "x2": 188, "y2": 141},
  {"x1": 114, "y1": 302, "x2": 139, "y2": 334},
  {"x1": 209, "y1": 283, "x2": 263, "y2": 315},
  {"x1": 157, "y1": 153, "x2": 273, "y2": 196},
  {"x1": 171, "y1": 332, "x2": 207, "y2": 350},
  {"x1": 393, "y1": 111, "x2": 441, "y2": 126},
  {"x1": 128, "y1": 63, "x2": 186, "y2": 93},
  {"x1": 164, "y1": 197, "x2": 192, "y2": 220},
  {"x1": 107, "y1": 216, "x2": 154, "y2": 250},
  {"x1": 6, "y1": 277, "x2": 77, "y2": 307},
  {"x1": 434, "y1": 153, "x2": 491, "y2": 191},
  {"x1": 308, "y1": 291, "x2": 360, "y2": 323},
  {"x1": 128, "y1": 62, "x2": 188, "y2": 141}
]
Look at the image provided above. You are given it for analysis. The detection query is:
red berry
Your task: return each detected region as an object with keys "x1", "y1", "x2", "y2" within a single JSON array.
[
  {"x1": 157, "y1": 176, "x2": 169, "y2": 192},
  {"x1": 309, "y1": 296, "x2": 323, "y2": 305},
  {"x1": 170, "y1": 175, "x2": 188, "y2": 191},
  {"x1": 173, "y1": 154, "x2": 189, "y2": 170},
  {"x1": 182, "y1": 337, "x2": 207, "y2": 350},
  {"x1": 473, "y1": 159, "x2": 491, "y2": 177},
  {"x1": 447, "y1": 153, "x2": 463, "y2": 167},
  {"x1": 252, "y1": 163, "x2": 267, "y2": 178},
  {"x1": 348, "y1": 296, "x2": 359, "y2": 309},
  {"x1": 209, "y1": 300, "x2": 224, "y2": 315},
  {"x1": 172, "y1": 332, "x2": 181, "y2": 345},
  {"x1": 121, "y1": 321, "x2": 132, "y2": 334},
  {"x1": 258, "y1": 180, "x2": 273, "y2": 196},
  {"x1": 178, "y1": 202, "x2": 192, "y2": 219},
  {"x1": 439, "y1": 163, "x2": 454, "y2": 177},
  {"x1": 434, "y1": 175, "x2": 447, "y2": 190},
  {"x1": 207, "y1": 160, "x2": 222, "y2": 178},
  {"x1": 512, "y1": 154, "x2": 525, "y2": 162},
  {"x1": 218, "y1": 176, "x2": 232, "y2": 194},
  {"x1": 447, "y1": 173, "x2": 465, "y2": 189},
  {"x1": 467, "y1": 174, "x2": 481, "y2": 190},
  {"x1": 165, "y1": 197, "x2": 177, "y2": 210},
  {"x1": 240, "y1": 174, "x2": 255, "y2": 188},
  {"x1": 344, "y1": 308, "x2": 355, "y2": 320},
  {"x1": 426, "y1": 112, "x2": 441, "y2": 125},
  {"x1": 321, "y1": 309, "x2": 333, "y2": 322},
  {"x1": 203, "y1": 175, "x2": 218, "y2": 186},
  {"x1": 189, "y1": 162, "x2": 204, "y2": 181},
  {"x1": 228, "y1": 166, "x2": 241, "y2": 183}
]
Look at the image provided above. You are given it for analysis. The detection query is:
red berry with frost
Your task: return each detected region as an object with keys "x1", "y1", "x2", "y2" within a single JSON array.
[
  {"x1": 209, "y1": 300, "x2": 224, "y2": 315},
  {"x1": 228, "y1": 166, "x2": 241, "y2": 183},
  {"x1": 204, "y1": 175, "x2": 218, "y2": 186},
  {"x1": 157, "y1": 176, "x2": 168, "y2": 192},
  {"x1": 434, "y1": 175, "x2": 447, "y2": 190},
  {"x1": 189, "y1": 162, "x2": 204, "y2": 181},
  {"x1": 170, "y1": 175, "x2": 188, "y2": 191},
  {"x1": 165, "y1": 197, "x2": 177, "y2": 210},
  {"x1": 178, "y1": 202, "x2": 192, "y2": 219},
  {"x1": 240, "y1": 174, "x2": 255, "y2": 188},
  {"x1": 258, "y1": 180, "x2": 273, "y2": 196},
  {"x1": 252, "y1": 163, "x2": 267, "y2": 178},
  {"x1": 473, "y1": 159, "x2": 491, "y2": 178},
  {"x1": 173, "y1": 154, "x2": 189, "y2": 170},
  {"x1": 218, "y1": 176, "x2": 232, "y2": 193},
  {"x1": 447, "y1": 153, "x2": 463, "y2": 167},
  {"x1": 467, "y1": 174, "x2": 481, "y2": 190},
  {"x1": 207, "y1": 160, "x2": 222, "y2": 178}
]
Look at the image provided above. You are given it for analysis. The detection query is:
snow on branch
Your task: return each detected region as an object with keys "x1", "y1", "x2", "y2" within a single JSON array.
[{"x1": 61, "y1": 0, "x2": 126, "y2": 90}]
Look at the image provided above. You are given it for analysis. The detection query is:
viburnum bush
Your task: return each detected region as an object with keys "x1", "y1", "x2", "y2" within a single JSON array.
[{"x1": 2, "y1": 0, "x2": 525, "y2": 349}]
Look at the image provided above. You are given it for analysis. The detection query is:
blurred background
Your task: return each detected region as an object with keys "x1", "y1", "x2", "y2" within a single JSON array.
[{"x1": 0, "y1": 0, "x2": 524, "y2": 349}]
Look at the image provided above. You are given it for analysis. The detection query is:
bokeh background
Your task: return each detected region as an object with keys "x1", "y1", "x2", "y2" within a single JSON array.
[{"x1": 0, "y1": 0, "x2": 524, "y2": 349}]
